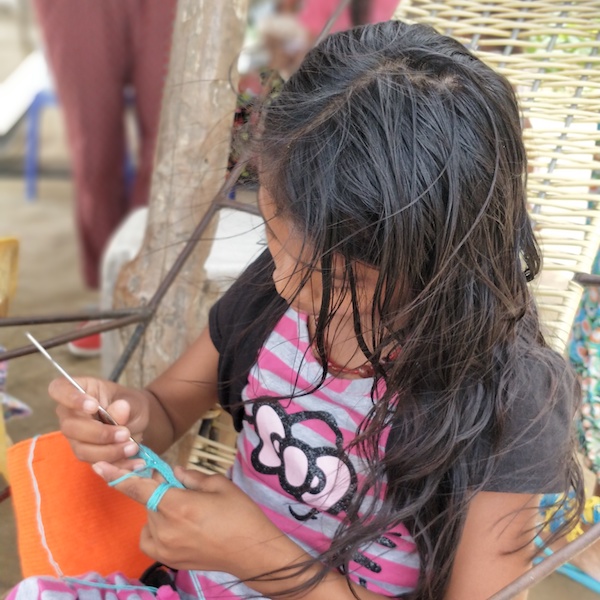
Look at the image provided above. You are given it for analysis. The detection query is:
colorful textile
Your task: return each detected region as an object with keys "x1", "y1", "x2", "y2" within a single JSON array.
[
  {"x1": 540, "y1": 491, "x2": 600, "y2": 541},
  {"x1": 7, "y1": 572, "x2": 178, "y2": 599},
  {"x1": 566, "y1": 132, "x2": 600, "y2": 479},
  {"x1": 7, "y1": 432, "x2": 153, "y2": 580},
  {"x1": 234, "y1": 307, "x2": 418, "y2": 594},
  {"x1": 178, "y1": 306, "x2": 420, "y2": 597},
  {"x1": 568, "y1": 249, "x2": 600, "y2": 478}
]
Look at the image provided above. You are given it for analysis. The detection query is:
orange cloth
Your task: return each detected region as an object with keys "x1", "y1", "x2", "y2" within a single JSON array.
[{"x1": 7, "y1": 431, "x2": 153, "y2": 578}]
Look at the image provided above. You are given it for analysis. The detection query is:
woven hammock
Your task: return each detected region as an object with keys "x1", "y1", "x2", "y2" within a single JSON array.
[{"x1": 394, "y1": 0, "x2": 600, "y2": 352}]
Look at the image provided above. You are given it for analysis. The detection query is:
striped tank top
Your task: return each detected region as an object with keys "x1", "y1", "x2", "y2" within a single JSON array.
[{"x1": 176, "y1": 307, "x2": 419, "y2": 598}]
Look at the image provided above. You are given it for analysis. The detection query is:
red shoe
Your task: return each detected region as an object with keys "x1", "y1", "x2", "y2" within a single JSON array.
[{"x1": 67, "y1": 324, "x2": 101, "y2": 358}]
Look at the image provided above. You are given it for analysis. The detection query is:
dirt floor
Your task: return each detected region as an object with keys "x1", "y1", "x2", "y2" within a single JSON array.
[{"x1": 0, "y1": 6, "x2": 598, "y2": 600}]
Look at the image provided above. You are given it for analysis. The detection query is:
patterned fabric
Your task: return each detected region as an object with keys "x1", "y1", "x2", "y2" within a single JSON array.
[
  {"x1": 540, "y1": 491, "x2": 600, "y2": 542},
  {"x1": 176, "y1": 307, "x2": 420, "y2": 597},
  {"x1": 567, "y1": 249, "x2": 600, "y2": 479},
  {"x1": 566, "y1": 132, "x2": 600, "y2": 480},
  {"x1": 7, "y1": 572, "x2": 178, "y2": 599}
]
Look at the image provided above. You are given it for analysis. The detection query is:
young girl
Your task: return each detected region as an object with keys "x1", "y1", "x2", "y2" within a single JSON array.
[{"x1": 10, "y1": 20, "x2": 584, "y2": 600}]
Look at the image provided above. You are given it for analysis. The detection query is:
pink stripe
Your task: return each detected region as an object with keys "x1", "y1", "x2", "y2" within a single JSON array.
[
  {"x1": 176, "y1": 572, "x2": 241, "y2": 598},
  {"x1": 246, "y1": 367, "x2": 378, "y2": 443},
  {"x1": 275, "y1": 311, "x2": 309, "y2": 346}
]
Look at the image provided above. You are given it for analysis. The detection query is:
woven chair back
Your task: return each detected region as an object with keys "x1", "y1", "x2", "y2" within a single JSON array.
[{"x1": 394, "y1": 0, "x2": 600, "y2": 352}]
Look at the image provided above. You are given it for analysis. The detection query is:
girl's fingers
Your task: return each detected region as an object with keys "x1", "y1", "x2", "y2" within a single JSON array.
[
  {"x1": 173, "y1": 466, "x2": 215, "y2": 491},
  {"x1": 59, "y1": 414, "x2": 137, "y2": 462},
  {"x1": 59, "y1": 411, "x2": 132, "y2": 445},
  {"x1": 70, "y1": 438, "x2": 140, "y2": 463},
  {"x1": 49, "y1": 377, "x2": 98, "y2": 413},
  {"x1": 111, "y1": 457, "x2": 147, "y2": 471},
  {"x1": 107, "y1": 399, "x2": 131, "y2": 426},
  {"x1": 95, "y1": 461, "x2": 160, "y2": 506},
  {"x1": 49, "y1": 376, "x2": 118, "y2": 416}
]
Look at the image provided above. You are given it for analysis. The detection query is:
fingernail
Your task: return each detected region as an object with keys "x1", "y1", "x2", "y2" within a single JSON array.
[
  {"x1": 83, "y1": 398, "x2": 98, "y2": 413},
  {"x1": 92, "y1": 464, "x2": 104, "y2": 477},
  {"x1": 114, "y1": 429, "x2": 129, "y2": 443},
  {"x1": 124, "y1": 442, "x2": 138, "y2": 457}
]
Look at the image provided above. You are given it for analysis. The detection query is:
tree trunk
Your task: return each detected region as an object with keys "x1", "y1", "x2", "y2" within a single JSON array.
[{"x1": 112, "y1": 0, "x2": 248, "y2": 440}]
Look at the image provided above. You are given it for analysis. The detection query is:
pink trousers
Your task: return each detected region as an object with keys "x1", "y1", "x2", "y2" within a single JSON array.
[{"x1": 33, "y1": 0, "x2": 177, "y2": 288}]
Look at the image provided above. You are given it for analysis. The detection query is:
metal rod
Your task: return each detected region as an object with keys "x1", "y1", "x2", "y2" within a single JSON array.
[
  {"x1": 108, "y1": 319, "x2": 152, "y2": 383},
  {"x1": 145, "y1": 198, "x2": 221, "y2": 314},
  {"x1": 488, "y1": 521, "x2": 600, "y2": 600},
  {"x1": 315, "y1": 0, "x2": 351, "y2": 45},
  {"x1": 574, "y1": 272, "x2": 600, "y2": 287},
  {"x1": 0, "y1": 308, "x2": 143, "y2": 327},
  {"x1": 0, "y1": 313, "x2": 148, "y2": 361},
  {"x1": 25, "y1": 332, "x2": 139, "y2": 449},
  {"x1": 217, "y1": 197, "x2": 260, "y2": 216},
  {"x1": 108, "y1": 193, "x2": 223, "y2": 381},
  {"x1": 25, "y1": 332, "x2": 90, "y2": 393}
]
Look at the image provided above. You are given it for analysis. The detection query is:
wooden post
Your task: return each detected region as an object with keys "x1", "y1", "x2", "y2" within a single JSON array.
[{"x1": 112, "y1": 1, "x2": 248, "y2": 436}]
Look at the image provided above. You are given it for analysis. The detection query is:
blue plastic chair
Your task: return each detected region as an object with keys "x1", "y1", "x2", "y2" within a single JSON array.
[{"x1": 24, "y1": 89, "x2": 136, "y2": 201}]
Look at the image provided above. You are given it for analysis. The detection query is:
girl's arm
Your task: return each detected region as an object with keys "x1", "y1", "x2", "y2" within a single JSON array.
[
  {"x1": 143, "y1": 326, "x2": 221, "y2": 453},
  {"x1": 51, "y1": 326, "x2": 220, "y2": 463},
  {"x1": 230, "y1": 490, "x2": 537, "y2": 600},
  {"x1": 445, "y1": 491, "x2": 539, "y2": 600}
]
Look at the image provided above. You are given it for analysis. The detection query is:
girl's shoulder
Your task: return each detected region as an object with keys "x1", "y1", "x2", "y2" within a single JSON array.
[{"x1": 483, "y1": 344, "x2": 579, "y2": 494}]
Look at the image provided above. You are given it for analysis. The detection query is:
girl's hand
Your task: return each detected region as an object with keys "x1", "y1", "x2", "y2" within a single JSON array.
[
  {"x1": 50, "y1": 327, "x2": 223, "y2": 466},
  {"x1": 95, "y1": 462, "x2": 295, "y2": 578},
  {"x1": 49, "y1": 376, "x2": 151, "y2": 465}
]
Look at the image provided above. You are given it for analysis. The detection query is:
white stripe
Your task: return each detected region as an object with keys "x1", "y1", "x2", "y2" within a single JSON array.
[{"x1": 28, "y1": 435, "x2": 64, "y2": 578}]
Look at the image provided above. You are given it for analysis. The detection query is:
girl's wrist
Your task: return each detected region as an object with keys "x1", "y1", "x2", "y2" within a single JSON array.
[{"x1": 137, "y1": 387, "x2": 175, "y2": 452}]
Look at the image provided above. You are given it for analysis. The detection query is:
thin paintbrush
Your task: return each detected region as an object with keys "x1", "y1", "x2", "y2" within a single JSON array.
[{"x1": 25, "y1": 331, "x2": 139, "y2": 449}]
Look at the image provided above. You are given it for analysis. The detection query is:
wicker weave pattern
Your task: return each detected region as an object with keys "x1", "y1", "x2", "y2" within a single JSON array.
[{"x1": 396, "y1": 0, "x2": 600, "y2": 351}]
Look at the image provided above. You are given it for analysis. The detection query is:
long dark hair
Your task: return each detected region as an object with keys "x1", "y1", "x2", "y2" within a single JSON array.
[{"x1": 255, "y1": 20, "x2": 584, "y2": 599}]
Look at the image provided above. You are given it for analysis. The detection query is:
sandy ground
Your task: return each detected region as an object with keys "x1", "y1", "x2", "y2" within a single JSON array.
[{"x1": 0, "y1": 5, "x2": 598, "y2": 600}]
